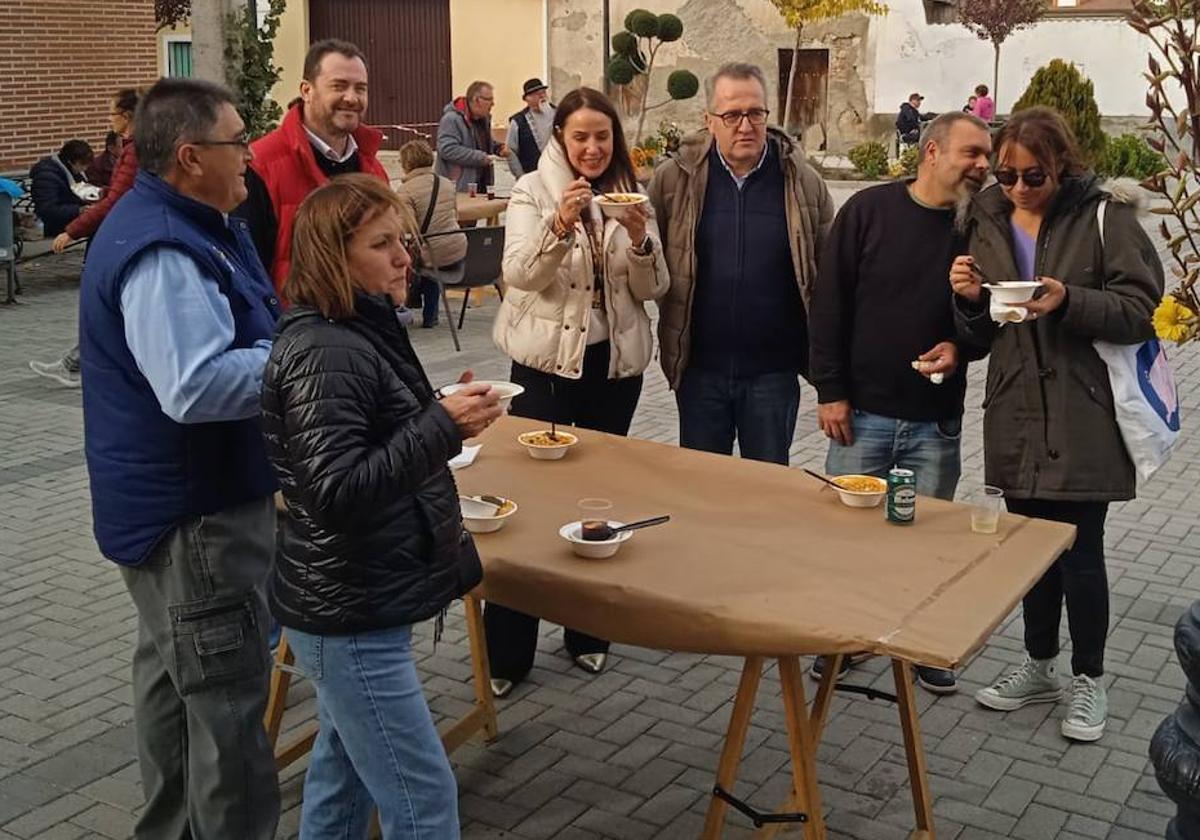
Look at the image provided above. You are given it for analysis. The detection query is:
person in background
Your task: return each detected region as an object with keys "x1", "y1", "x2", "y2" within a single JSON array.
[
  {"x1": 29, "y1": 139, "x2": 94, "y2": 237},
  {"x1": 87, "y1": 131, "x2": 124, "y2": 189},
  {"x1": 30, "y1": 87, "x2": 141, "y2": 389},
  {"x1": 650, "y1": 62, "x2": 833, "y2": 465},
  {"x1": 263, "y1": 174, "x2": 500, "y2": 838},
  {"x1": 435, "y1": 80, "x2": 510, "y2": 193},
  {"x1": 963, "y1": 94, "x2": 978, "y2": 114},
  {"x1": 808, "y1": 112, "x2": 993, "y2": 693},
  {"x1": 972, "y1": 84, "x2": 996, "y2": 123},
  {"x1": 397, "y1": 138, "x2": 467, "y2": 328},
  {"x1": 239, "y1": 38, "x2": 389, "y2": 293},
  {"x1": 506, "y1": 77, "x2": 554, "y2": 179},
  {"x1": 896, "y1": 92, "x2": 933, "y2": 145},
  {"x1": 78, "y1": 77, "x2": 281, "y2": 839},
  {"x1": 487, "y1": 86, "x2": 669, "y2": 698},
  {"x1": 951, "y1": 106, "x2": 1163, "y2": 742}
]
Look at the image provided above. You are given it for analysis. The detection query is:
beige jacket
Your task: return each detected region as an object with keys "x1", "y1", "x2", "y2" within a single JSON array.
[
  {"x1": 647, "y1": 128, "x2": 834, "y2": 389},
  {"x1": 493, "y1": 140, "x2": 670, "y2": 379},
  {"x1": 397, "y1": 167, "x2": 468, "y2": 268}
]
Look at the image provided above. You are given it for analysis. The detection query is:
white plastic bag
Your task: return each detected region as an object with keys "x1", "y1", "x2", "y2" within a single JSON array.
[{"x1": 1092, "y1": 199, "x2": 1180, "y2": 482}]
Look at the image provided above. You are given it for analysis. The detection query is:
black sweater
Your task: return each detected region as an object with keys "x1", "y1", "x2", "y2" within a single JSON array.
[{"x1": 809, "y1": 180, "x2": 973, "y2": 422}]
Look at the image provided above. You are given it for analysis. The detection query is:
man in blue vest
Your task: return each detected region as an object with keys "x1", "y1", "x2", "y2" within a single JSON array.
[
  {"x1": 505, "y1": 77, "x2": 554, "y2": 179},
  {"x1": 79, "y1": 77, "x2": 281, "y2": 839}
]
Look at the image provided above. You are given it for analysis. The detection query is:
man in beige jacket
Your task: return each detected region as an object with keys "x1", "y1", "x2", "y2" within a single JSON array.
[{"x1": 649, "y1": 62, "x2": 834, "y2": 465}]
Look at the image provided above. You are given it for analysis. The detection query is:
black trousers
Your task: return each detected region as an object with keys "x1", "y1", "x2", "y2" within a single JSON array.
[
  {"x1": 484, "y1": 341, "x2": 642, "y2": 683},
  {"x1": 1007, "y1": 498, "x2": 1110, "y2": 678}
]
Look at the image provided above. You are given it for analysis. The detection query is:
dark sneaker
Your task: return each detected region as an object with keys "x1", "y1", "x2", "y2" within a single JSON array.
[
  {"x1": 810, "y1": 655, "x2": 851, "y2": 681},
  {"x1": 915, "y1": 665, "x2": 958, "y2": 695}
]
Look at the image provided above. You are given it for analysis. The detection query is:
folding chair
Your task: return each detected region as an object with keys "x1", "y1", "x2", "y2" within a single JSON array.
[{"x1": 437, "y1": 226, "x2": 506, "y2": 352}]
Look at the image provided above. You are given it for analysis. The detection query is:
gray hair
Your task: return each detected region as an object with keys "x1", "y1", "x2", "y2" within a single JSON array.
[
  {"x1": 917, "y1": 111, "x2": 989, "y2": 163},
  {"x1": 705, "y1": 62, "x2": 768, "y2": 108},
  {"x1": 134, "y1": 78, "x2": 237, "y2": 176}
]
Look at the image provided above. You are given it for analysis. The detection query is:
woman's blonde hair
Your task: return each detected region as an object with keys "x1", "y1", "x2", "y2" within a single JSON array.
[
  {"x1": 285, "y1": 174, "x2": 415, "y2": 320},
  {"x1": 400, "y1": 139, "x2": 434, "y2": 172}
]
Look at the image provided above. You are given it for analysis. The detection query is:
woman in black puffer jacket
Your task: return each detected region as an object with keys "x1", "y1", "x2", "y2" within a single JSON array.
[{"x1": 260, "y1": 174, "x2": 501, "y2": 839}]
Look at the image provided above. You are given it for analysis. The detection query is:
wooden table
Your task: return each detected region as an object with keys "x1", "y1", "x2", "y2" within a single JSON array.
[
  {"x1": 455, "y1": 193, "x2": 508, "y2": 226},
  {"x1": 451, "y1": 416, "x2": 1077, "y2": 839}
]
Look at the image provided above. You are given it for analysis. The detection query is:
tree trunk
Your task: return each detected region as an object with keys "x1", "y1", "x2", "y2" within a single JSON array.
[
  {"x1": 192, "y1": 0, "x2": 247, "y2": 86},
  {"x1": 783, "y1": 24, "x2": 803, "y2": 134},
  {"x1": 992, "y1": 42, "x2": 1001, "y2": 113}
]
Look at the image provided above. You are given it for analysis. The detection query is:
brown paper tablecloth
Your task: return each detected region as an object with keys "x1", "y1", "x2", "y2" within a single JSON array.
[
  {"x1": 455, "y1": 194, "x2": 508, "y2": 224},
  {"x1": 457, "y1": 416, "x2": 1076, "y2": 668}
]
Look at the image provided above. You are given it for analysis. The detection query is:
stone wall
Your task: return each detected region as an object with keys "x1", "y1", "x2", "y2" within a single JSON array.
[{"x1": 547, "y1": 0, "x2": 878, "y2": 152}]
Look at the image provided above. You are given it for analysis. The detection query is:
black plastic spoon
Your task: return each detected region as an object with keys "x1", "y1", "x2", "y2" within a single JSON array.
[{"x1": 580, "y1": 515, "x2": 671, "y2": 542}]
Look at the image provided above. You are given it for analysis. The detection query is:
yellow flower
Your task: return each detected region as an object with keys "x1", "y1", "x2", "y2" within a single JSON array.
[{"x1": 1153, "y1": 294, "x2": 1197, "y2": 343}]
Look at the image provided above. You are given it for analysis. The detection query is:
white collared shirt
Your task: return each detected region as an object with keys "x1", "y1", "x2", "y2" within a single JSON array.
[
  {"x1": 716, "y1": 142, "x2": 768, "y2": 190},
  {"x1": 303, "y1": 125, "x2": 358, "y2": 164}
]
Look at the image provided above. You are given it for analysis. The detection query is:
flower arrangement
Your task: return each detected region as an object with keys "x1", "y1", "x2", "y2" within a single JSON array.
[{"x1": 630, "y1": 120, "x2": 683, "y2": 179}]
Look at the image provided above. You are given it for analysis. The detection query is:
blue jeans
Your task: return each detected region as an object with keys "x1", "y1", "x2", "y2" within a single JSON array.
[
  {"x1": 287, "y1": 626, "x2": 460, "y2": 840},
  {"x1": 824, "y1": 410, "x2": 962, "y2": 501},
  {"x1": 419, "y1": 277, "x2": 440, "y2": 327},
  {"x1": 676, "y1": 368, "x2": 801, "y2": 465}
]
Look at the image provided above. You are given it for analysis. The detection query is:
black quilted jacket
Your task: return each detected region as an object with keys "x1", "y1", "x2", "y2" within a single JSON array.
[{"x1": 261, "y1": 292, "x2": 482, "y2": 635}]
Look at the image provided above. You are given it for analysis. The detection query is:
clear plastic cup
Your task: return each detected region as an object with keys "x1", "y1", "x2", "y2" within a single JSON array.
[
  {"x1": 971, "y1": 486, "x2": 1005, "y2": 534},
  {"x1": 577, "y1": 498, "x2": 613, "y2": 540},
  {"x1": 467, "y1": 182, "x2": 478, "y2": 198}
]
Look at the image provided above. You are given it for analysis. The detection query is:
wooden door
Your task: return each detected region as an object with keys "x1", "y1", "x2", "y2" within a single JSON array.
[
  {"x1": 777, "y1": 48, "x2": 829, "y2": 135},
  {"x1": 308, "y1": 0, "x2": 452, "y2": 144}
]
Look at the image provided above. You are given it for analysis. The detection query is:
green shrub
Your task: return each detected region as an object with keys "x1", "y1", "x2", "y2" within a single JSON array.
[
  {"x1": 611, "y1": 31, "x2": 637, "y2": 57},
  {"x1": 666, "y1": 69, "x2": 699, "y2": 100},
  {"x1": 848, "y1": 141, "x2": 889, "y2": 179},
  {"x1": 607, "y1": 56, "x2": 636, "y2": 86},
  {"x1": 657, "y1": 13, "x2": 684, "y2": 42},
  {"x1": 899, "y1": 144, "x2": 919, "y2": 176},
  {"x1": 1097, "y1": 133, "x2": 1167, "y2": 180},
  {"x1": 625, "y1": 9, "x2": 659, "y2": 37},
  {"x1": 1012, "y1": 59, "x2": 1105, "y2": 165}
]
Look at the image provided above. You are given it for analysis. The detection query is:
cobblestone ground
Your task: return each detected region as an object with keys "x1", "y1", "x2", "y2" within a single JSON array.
[{"x1": 1, "y1": 183, "x2": 1197, "y2": 839}]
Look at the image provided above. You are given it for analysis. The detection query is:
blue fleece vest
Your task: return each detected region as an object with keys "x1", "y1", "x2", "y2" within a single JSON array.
[
  {"x1": 689, "y1": 143, "x2": 807, "y2": 378},
  {"x1": 79, "y1": 171, "x2": 280, "y2": 566}
]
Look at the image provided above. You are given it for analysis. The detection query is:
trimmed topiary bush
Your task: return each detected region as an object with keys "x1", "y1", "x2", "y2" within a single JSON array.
[
  {"x1": 1012, "y1": 59, "x2": 1105, "y2": 165},
  {"x1": 625, "y1": 9, "x2": 659, "y2": 37},
  {"x1": 849, "y1": 141, "x2": 890, "y2": 179},
  {"x1": 657, "y1": 13, "x2": 684, "y2": 42},
  {"x1": 666, "y1": 69, "x2": 699, "y2": 100},
  {"x1": 611, "y1": 31, "x2": 638, "y2": 57},
  {"x1": 1097, "y1": 133, "x2": 1167, "y2": 180},
  {"x1": 607, "y1": 56, "x2": 636, "y2": 86}
]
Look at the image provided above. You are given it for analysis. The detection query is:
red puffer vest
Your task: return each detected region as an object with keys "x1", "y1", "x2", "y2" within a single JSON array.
[{"x1": 249, "y1": 105, "x2": 389, "y2": 293}]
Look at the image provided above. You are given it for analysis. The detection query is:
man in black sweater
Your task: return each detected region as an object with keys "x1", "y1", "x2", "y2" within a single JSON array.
[{"x1": 808, "y1": 111, "x2": 992, "y2": 693}]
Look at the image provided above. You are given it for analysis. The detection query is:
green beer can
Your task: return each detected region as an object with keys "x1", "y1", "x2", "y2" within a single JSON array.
[{"x1": 886, "y1": 468, "x2": 916, "y2": 524}]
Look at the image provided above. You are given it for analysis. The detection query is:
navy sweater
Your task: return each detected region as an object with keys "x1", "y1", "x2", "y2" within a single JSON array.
[{"x1": 689, "y1": 144, "x2": 806, "y2": 378}]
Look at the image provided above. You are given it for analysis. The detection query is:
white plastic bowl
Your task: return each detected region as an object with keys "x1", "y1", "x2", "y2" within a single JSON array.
[
  {"x1": 595, "y1": 192, "x2": 648, "y2": 220},
  {"x1": 984, "y1": 281, "x2": 1042, "y2": 305},
  {"x1": 439, "y1": 380, "x2": 525, "y2": 413},
  {"x1": 517, "y1": 430, "x2": 578, "y2": 460},
  {"x1": 559, "y1": 520, "x2": 632, "y2": 558},
  {"x1": 830, "y1": 475, "x2": 888, "y2": 508},
  {"x1": 460, "y1": 495, "x2": 518, "y2": 534}
]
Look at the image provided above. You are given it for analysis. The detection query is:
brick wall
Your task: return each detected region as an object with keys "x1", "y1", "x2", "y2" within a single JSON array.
[{"x1": 0, "y1": 0, "x2": 159, "y2": 173}]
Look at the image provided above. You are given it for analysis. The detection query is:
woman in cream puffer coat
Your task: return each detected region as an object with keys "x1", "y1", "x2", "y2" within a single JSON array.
[{"x1": 486, "y1": 87, "x2": 669, "y2": 697}]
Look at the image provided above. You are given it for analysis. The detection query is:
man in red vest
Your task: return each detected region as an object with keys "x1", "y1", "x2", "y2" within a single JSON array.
[{"x1": 238, "y1": 38, "x2": 389, "y2": 293}]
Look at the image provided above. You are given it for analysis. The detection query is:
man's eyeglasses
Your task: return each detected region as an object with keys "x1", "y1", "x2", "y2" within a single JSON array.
[
  {"x1": 710, "y1": 108, "x2": 769, "y2": 128},
  {"x1": 192, "y1": 134, "x2": 252, "y2": 150},
  {"x1": 993, "y1": 167, "x2": 1048, "y2": 188}
]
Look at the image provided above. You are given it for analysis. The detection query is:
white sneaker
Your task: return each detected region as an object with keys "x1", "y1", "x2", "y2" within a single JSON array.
[
  {"x1": 975, "y1": 656, "x2": 1062, "y2": 711},
  {"x1": 29, "y1": 359, "x2": 81, "y2": 388},
  {"x1": 1061, "y1": 675, "x2": 1107, "y2": 742}
]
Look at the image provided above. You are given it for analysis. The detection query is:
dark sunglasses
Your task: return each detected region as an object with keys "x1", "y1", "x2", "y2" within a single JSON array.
[{"x1": 993, "y1": 167, "x2": 1048, "y2": 188}]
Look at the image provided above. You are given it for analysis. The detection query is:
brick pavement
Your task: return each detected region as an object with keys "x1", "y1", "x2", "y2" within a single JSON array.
[{"x1": 0, "y1": 185, "x2": 1195, "y2": 839}]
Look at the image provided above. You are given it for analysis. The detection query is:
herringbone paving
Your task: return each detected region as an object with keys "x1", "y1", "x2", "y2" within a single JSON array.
[{"x1": 0, "y1": 183, "x2": 1193, "y2": 838}]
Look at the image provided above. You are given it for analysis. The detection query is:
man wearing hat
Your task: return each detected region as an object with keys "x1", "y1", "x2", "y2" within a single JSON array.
[
  {"x1": 896, "y1": 92, "x2": 933, "y2": 146},
  {"x1": 506, "y1": 78, "x2": 554, "y2": 179}
]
